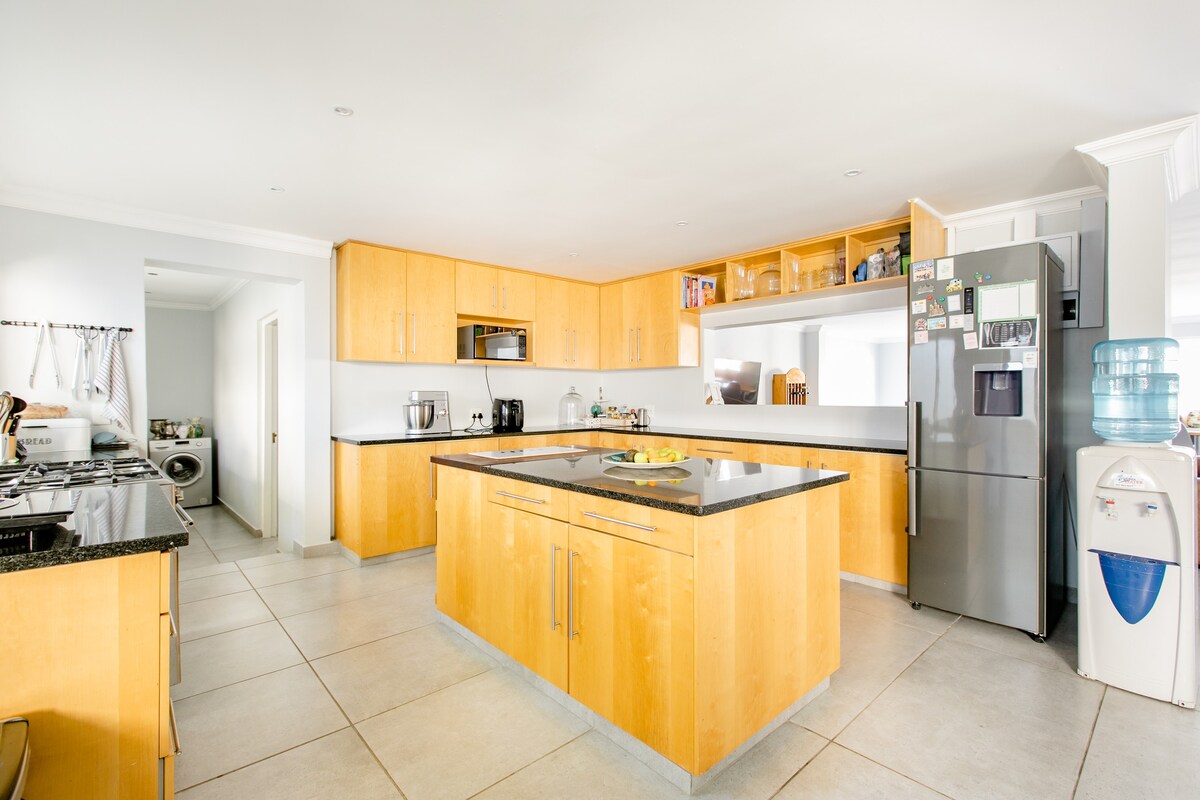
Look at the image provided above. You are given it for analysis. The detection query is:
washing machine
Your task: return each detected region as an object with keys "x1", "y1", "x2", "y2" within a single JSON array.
[{"x1": 150, "y1": 438, "x2": 213, "y2": 508}]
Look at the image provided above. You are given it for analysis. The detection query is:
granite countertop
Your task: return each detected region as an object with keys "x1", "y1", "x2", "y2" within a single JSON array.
[
  {"x1": 334, "y1": 424, "x2": 905, "y2": 455},
  {"x1": 0, "y1": 482, "x2": 188, "y2": 573},
  {"x1": 432, "y1": 449, "x2": 849, "y2": 517}
]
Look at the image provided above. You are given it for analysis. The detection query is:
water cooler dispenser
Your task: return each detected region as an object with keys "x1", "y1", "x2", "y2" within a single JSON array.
[{"x1": 1077, "y1": 338, "x2": 1198, "y2": 707}]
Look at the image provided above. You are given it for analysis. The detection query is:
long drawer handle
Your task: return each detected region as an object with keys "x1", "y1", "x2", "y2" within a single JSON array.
[
  {"x1": 568, "y1": 550, "x2": 579, "y2": 639},
  {"x1": 550, "y1": 544, "x2": 561, "y2": 630},
  {"x1": 696, "y1": 447, "x2": 733, "y2": 454},
  {"x1": 581, "y1": 511, "x2": 656, "y2": 532},
  {"x1": 168, "y1": 698, "x2": 182, "y2": 755},
  {"x1": 908, "y1": 468, "x2": 918, "y2": 537},
  {"x1": 175, "y1": 504, "x2": 195, "y2": 527},
  {"x1": 494, "y1": 490, "x2": 546, "y2": 505},
  {"x1": 168, "y1": 610, "x2": 178, "y2": 638}
]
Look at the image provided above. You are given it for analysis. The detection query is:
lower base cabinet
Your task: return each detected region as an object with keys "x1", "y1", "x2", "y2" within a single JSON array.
[
  {"x1": 435, "y1": 464, "x2": 840, "y2": 775},
  {"x1": 0, "y1": 551, "x2": 175, "y2": 799}
]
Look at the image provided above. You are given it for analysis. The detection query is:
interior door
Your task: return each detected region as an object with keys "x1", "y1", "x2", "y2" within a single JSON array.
[
  {"x1": 567, "y1": 524, "x2": 694, "y2": 766},
  {"x1": 908, "y1": 468, "x2": 1043, "y2": 633},
  {"x1": 405, "y1": 253, "x2": 457, "y2": 364}
]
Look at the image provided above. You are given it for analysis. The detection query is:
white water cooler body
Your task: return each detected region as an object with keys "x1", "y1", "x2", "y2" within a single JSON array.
[{"x1": 1077, "y1": 444, "x2": 1197, "y2": 707}]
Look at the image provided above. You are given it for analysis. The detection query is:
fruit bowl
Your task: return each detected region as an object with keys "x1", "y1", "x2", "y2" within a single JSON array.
[{"x1": 601, "y1": 454, "x2": 690, "y2": 470}]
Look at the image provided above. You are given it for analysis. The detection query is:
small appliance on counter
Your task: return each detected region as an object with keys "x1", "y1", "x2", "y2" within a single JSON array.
[
  {"x1": 492, "y1": 398, "x2": 524, "y2": 433},
  {"x1": 405, "y1": 390, "x2": 452, "y2": 436},
  {"x1": 15, "y1": 418, "x2": 91, "y2": 456}
]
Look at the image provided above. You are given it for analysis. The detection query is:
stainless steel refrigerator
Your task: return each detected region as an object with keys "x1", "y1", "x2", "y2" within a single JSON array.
[{"x1": 907, "y1": 243, "x2": 1067, "y2": 640}]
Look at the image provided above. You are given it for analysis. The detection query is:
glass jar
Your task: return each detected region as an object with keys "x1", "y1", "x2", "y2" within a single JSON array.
[
  {"x1": 755, "y1": 265, "x2": 782, "y2": 296},
  {"x1": 559, "y1": 386, "x2": 585, "y2": 426}
]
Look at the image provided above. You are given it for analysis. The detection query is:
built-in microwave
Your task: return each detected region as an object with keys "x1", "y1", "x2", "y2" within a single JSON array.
[{"x1": 457, "y1": 325, "x2": 528, "y2": 361}]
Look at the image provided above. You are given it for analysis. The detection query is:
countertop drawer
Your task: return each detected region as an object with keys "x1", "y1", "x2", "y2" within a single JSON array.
[
  {"x1": 568, "y1": 493, "x2": 694, "y2": 556},
  {"x1": 485, "y1": 474, "x2": 568, "y2": 521}
]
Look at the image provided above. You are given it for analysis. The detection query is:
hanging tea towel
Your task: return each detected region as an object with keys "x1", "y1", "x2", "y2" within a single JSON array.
[{"x1": 93, "y1": 329, "x2": 133, "y2": 432}]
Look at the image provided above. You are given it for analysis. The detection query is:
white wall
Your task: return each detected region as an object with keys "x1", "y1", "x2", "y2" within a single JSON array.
[
  {"x1": 145, "y1": 307, "x2": 214, "y2": 433},
  {"x1": 0, "y1": 205, "x2": 332, "y2": 552}
]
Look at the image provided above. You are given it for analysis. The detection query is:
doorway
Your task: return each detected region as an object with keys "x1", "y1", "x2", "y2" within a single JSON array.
[{"x1": 260, "y1": 317, "x2": 279, "y2": 539}]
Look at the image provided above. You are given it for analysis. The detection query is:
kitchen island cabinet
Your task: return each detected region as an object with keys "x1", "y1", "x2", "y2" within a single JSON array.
[{"x1": 432, "y1": 449, "x2": 845, "y2": 780}]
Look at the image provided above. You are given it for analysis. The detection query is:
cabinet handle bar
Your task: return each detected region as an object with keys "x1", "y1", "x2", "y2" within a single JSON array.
[
  {"x1": 494, "y1": 490, "x2": 546, "y2": 505},
  {"x1": 581, "y1": 511, "x2": 656, "y2": 532}
]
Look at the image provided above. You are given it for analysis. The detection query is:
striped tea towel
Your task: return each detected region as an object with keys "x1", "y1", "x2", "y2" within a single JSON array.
[{"x1": 94, "y1": 330, "x2": 133, "y2": 432}]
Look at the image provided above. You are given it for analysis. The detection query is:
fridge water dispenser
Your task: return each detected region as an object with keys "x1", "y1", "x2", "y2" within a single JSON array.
[
  {"x1": 973, "y1": 363, "x2": 1023, "y2": 417},
  {"x1": 1077, "y1": 444, "x2": 1197, "y2": 707}
]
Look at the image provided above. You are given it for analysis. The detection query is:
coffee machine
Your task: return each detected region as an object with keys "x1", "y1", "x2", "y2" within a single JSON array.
[
  {"x1": 492, "y1": 398, "x2": 524, "y2": 433},
  {"x1": 404, "y1": 390, "x2": 452, "y2": 436}
]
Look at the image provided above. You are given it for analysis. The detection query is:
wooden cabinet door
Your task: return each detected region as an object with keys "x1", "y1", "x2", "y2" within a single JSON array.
[
  {"x1": 818, "y1": 450, "x2": 908, "y2": 585},
  {"x1": 436, "y1": 466, "x2": 484, "y2": 629},
  {"x1": 497, "y1": 268, "x2": 536, "y2": 319},
  {"x1": 337, "y1": 443, "x2": 437, "y2": 558},
  {"x1": 536, "y1": 276, "x2": 570, "y2": 367},
  {"x1": 568, "y1": 282, "x2": 600, "y2": 369},
  {"x1": 405, "y1": 253, "x2": 457, "y2": 364},
  {"x1": 598, "y1": 283, "x2": 628, "y2": 370},
  {"x1": 336, "y1": 243, "x2": 407, "y2": 362},
  {"x1": 483, "y1": 503, "x2": 569, "y2": 691},
  {"x1": 633, "y1": 272, "x2": 679, "y2": 368},
  {"x1": 455, "y1": 261, "x2": 499, "y2": 316},
  {"x1": 567, "y1": 524, "x2": 695, "y2": 768},
  {"x1": 738, "y1": 443, "x2": 820, "y2": 468}
]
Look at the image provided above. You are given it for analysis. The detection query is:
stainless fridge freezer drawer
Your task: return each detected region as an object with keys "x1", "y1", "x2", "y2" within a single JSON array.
[{"x1": 908, "y1": 468, "x2": 1046, "y2": 635}]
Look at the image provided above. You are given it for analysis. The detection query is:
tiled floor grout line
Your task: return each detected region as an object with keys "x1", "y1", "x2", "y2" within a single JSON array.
[
  {"x1": 763, "y1": 735, "x2": 834, "y2": 800},
  {"x1": 1071, "y1": 684, "x2": 1108, "y2": 800},
  {"x1": 460, "y1": 731, "x2": 592, "y2": 800},
  {"x1": 174, "y1": 726, "x2": 358, "y2": 795}
]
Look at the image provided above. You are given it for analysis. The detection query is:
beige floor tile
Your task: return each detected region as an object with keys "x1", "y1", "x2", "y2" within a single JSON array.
[
  {"x1": 179, "y1": 570, "x2": 253, "y2": 603},
  {"x1": 177, "y1": 729, "x2": 401, "y2": 800},
  {"x1": 213, "y1": 539, "x2": 285, "y2": 563},
  {"x1": 776, "y1": 743, "x2": 944, "y2": 799},
  {"x1": 841, "y1": 581, "x2": 961, "y2": 635},
  {"x1": 180, "y1": 590, "x2": 274, "y2": 642},
  {"x1": 280, "y1": 584, "x2": 436, "y2": 659},
  {"x1": 312, "y1": 623, "x2": 496, "y2": 721},
  {"x1": 473, "y1": 731, "x2": 681, "y2": 800},
  {"x1": 173, "y1": 664, "x2": 348, "y2": 790},
  {"x1": 179, "y1": 560, "x2": 239, "y2": 582},
  {"x1": 791, "y1": 608, "x2": 936, "y2": 739},
  {"x1": 258, "y1": 554, "x2": 434, "y2": 618},
  {"x1": 171, "y1": 621, "x2": 305, "y2": 700},
  {"x1": 241, "y1": 553, "x2": 356, "y2": 588},
  {"x1": 1075, "y1": 687, "x2": 1200, "y2": 799},
  {"x1": 693, "y1": 722, "x2": 827, "y2": 799},
  {"x1": 942, "y1": 603, "x2": 1078, "y2": 675},
  {"x1": 357, "y1": 669, "x2": 588, "y2": 800},
  {"x1": 837, "y1": 638, "x2": 1103, "y2": 800},
  {"x1": 177, "y1": 548, "x2": 219, "y2": 572},
  {"x1": 199, "y1": 525, "x2": 262, "y2": 551},
  {"x1": 232, "y1": 550, "x2": 296, "y2": 570}
]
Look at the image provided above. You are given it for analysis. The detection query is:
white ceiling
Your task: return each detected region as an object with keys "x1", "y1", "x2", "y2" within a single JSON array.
[
  {"x1": 143, "y1": 266, "x2": 246, "y2": 310},
  {"x1": 2, "y1": 2, "x2": 1199, "y2": 282}
]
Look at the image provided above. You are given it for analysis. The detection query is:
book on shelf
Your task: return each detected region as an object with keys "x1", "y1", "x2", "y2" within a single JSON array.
[{"x1": 680, "y1": 273, "x2": 717, "y2": 308}]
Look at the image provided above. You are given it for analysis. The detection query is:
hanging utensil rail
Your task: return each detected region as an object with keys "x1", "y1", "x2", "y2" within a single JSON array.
[{"x1": 2, "y1": 320, "x2": 132, "y2": 339}]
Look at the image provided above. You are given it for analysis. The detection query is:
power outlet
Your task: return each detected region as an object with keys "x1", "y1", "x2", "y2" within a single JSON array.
[{"x1": 469, "y1": 407, "x2": 483, "y2": 420}]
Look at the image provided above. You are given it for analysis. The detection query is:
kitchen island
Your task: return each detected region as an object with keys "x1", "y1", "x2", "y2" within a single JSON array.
[
  {"x1": 0, "y1": 482, "x2": 187, "y2": 799},
  {"x1": 433, "y1": 447, "x2": 847, "y2": 790}
]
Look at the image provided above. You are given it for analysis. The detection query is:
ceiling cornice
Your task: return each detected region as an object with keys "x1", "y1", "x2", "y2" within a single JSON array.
[
  {"x1": 1075, "y1": 115, "x2": 1200, "y2": 202},
  {"x1": 941, "y1": 185, "x2": 1105, "y2": 227},
  {"x1": 0, "y1": 184, "x2": 334, "y2": 259},
  {"x1": 144, "y1": 300, "x2": 213, "y2": 312}
]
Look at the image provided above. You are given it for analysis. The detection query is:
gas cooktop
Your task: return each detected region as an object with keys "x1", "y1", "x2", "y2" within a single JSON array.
[{"x1": 0, "y1": 457, "x2": 166, "y2": 498}]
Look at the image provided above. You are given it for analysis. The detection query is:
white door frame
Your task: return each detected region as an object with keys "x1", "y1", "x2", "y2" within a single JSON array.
[{"x1": 258, "y1": 314, "x2": 279, "y2": 539}]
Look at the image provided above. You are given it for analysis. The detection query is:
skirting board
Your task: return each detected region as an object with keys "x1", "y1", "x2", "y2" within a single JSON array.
[
  {"x1": 437, "y1": 611, "x2": 829, "y2": 794},
  {"x1": 217, "y1": 498, "x2": 262, "y2": 537},
  {"x1": 337, "y1": 543, "x2": 434, "y2": 566},
  {"x1": 841, "y1": 570, "x2": 906, "y2": 595}
]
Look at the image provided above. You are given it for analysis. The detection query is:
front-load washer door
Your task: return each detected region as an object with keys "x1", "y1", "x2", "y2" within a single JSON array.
[{"x1": 161, "y1": 452, "x2": 205, "y2": 487}]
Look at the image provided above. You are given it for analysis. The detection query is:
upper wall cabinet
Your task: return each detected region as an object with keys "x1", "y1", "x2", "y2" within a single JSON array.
[
  {"x1": 336, "y1": 242, "x2": 457, "y2": 363},
  {"x1": 536, "y1": 277, "x2": 600, "y2": 369},
  {"x1": 456, "y1": 261, "x2": 537, "y2": 320},
  {"x1": 600, "y1": 271, "x2": 699, "y2": 370}
]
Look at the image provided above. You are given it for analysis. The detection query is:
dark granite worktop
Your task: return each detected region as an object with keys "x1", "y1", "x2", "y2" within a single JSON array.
[
  {"x1": 433, "y1": 448, "x2": 848, "y2": 516},
  {"x1": 334, "y1": 424, "x2": 905, "y2": 455},
  {"x1": 0, "y1": 482, "x2": 188, "y2": 573}
]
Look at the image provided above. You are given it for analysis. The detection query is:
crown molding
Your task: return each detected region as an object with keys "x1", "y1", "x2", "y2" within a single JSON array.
[
  {"x1": 1075, "y1": 115, "x2": 1200, "y2": 202},
  {"x1": 0, "y1": 184, "x2": 334, "y2": 259},
  {"x1": 908, "y1": 196, "x2": 945, "y2": 221},
  {"x1": 144, "y1": 300, "x2": 214, "y2": 312},
  {"x1": 208, "y1": 279, "x2": 250, "y2": 309},
  {"x1": 941, "y1": 185, "x2": 1105, "y2": 227}
]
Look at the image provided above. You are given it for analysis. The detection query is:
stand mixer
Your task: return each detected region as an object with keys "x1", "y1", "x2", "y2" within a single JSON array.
[{"x1": 404, "y1": 390, "x2": 451, "y2": 436}]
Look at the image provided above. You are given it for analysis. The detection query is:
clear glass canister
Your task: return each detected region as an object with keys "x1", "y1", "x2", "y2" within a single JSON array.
[{"x1": 559, "y1": 386, "x2": 585, "y2": 426}]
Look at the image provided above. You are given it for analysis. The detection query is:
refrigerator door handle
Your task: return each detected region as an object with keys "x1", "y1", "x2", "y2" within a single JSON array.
[
  {"x1": 907, "y1": 400, "x2": 919, "y2": 465},
  {"x1": 907, "y1": 468, "x2": 918, "y2": 536}
]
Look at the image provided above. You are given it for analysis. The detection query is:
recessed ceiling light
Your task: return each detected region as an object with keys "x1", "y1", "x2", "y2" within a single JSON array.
[
  {"x1": 146, "y1": 271, "x2": 158, "y2": 276},
  {"x1": 332, "y1": 106, "x2": 354, "y2": 116},
  {"x1": 843, "y1": 169, "x2": 863, "y2": 178},
  {"x1": 675, "y1": 220, "x2": 689, "y2": 227},
  {"x1": 568, "y1": 252, "x2": 578, "y2": 257},
  {"x1": 269, "y1": 186, "x2": 285, "y2": 192}
]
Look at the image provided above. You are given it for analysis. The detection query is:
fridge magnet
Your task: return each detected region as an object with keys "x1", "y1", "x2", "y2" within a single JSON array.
[
  {"x1": 963, "y1": 331, "x2": 979, "y2": 350},
  {"x1": 911, "y1": 298, "x2": 927, "y2": 315},
  {"x1": 915, "y1": 283, "x2": 933, "y2": 295},
  {"x1": 1023, "y1": 351, "x2": 1039, "y2": 368},
  {"x1": 946, "y1": 278, "x2": 963, "y2": 293},
  {"x1": 915, "y1": 318, "x2": 927, "y2": 331},
  {"x1": 911, "y1": 260, "x2": 936, "y2": 282},
  {"x1": 949, "y1": 314, "x2": 966, "y2": 329},
  {"x1": 974, "y1": 272, "x2": 992, "y2": 284},
  {"x1": 914, "y1": 330, "x2": 929, "y2": 344},
  {"x1": 936, "y1": 258, "x2": 955, "y2": 280},
  {"x1": 946, "y1": 294, "x2": 962, "y2": 313},
  {"x1": 927, "y1": 316, "x2": 948, "y2": 330},
  {"x1": 927, "y1": 298, "x2": 946, "y2": 316}
]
